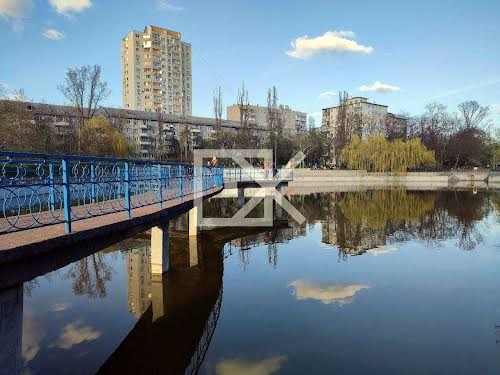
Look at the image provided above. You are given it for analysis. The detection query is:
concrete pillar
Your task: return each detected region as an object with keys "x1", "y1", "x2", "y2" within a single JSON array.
[
  {"x1": 188, "y1": 206, "x2": 198, "y2": 236},
  {"x1": 189, "y1": 235, "x2": 198, "y2": 267},
  {"x1": 151, "y1": 274, "x2": 165, "y2": 322},
  {"x1": 151, "y1": 222, "x2": 170, "y2": 275},
  {"x1": 237, "y1": 188, "x2": 245, "y2": 208},
  {"x1": 0, "y1": 284, "x2": 23, "y2": 375}
]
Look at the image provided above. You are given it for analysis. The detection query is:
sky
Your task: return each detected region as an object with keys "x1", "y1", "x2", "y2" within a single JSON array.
[{"x1": 1, "y1": 0, "x2": 499, "y2": 126}]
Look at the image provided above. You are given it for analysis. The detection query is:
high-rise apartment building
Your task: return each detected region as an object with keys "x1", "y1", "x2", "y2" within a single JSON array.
[{"x1": 121, "y1": 25, "x2": 192, "y2": 115}]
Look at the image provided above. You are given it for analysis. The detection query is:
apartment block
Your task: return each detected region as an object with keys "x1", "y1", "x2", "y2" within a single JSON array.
[
  {"x1": 321, "y1": 97, "x2": 389, "y2": 140},
  {"x1": 121, "y1": 25, "x2": 192, "y2": 115},
  {"x1": 227, "y1": 104, "x2": 307, "y2": 136},
  {"x1": 3, "y1": 100, "x2": 271, "y2": 159}
]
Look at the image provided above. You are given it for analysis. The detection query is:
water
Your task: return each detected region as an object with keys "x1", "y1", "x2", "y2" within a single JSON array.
[{"x1": 3, "y1": 188, "x2": 500, "y2": 374}]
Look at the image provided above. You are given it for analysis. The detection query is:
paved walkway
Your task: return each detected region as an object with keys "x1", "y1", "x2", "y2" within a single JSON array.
[{"x1": 0, "y1": 186, "x2": 222, "y2": 264}]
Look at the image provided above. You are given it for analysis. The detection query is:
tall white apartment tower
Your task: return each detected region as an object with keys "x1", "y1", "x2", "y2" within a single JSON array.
[{"x1": 121, "y1": 25, "x2": 192, "y2": 115}]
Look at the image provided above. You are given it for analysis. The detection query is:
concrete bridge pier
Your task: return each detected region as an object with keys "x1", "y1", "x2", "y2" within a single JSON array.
[
  {"x1": 151, "y1": 222, "x2": 170, "y2": 275},
  {"x1": 0, "y1": 284, "x2": 23, "y2": 375},
  {"x1": 151, "y1": 222, "x2": 170, "y2": 322},
  {"x1": 188, "y1": 206, "x2": 199, "y2": 236}
]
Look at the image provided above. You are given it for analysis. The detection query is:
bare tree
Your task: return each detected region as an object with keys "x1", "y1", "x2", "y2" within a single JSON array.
[
  {"x1": 458, "y1": 100, "x2": 491, "y2": 130},
  {"x1": 267, "y1": 86, "x2": 280, "y2": 166},
  {"x1": 58, "y1": 65, "x2": 110, "y2": 152},
  {"x1": 237, "y1": 81, "x2": 251, "y2": 128},
  {"x1": 333, "y1": 91, "x2": 350, "y2": 164},
  {"x1": 213, "y1": 86, "x2": 223, "y2": 127}
]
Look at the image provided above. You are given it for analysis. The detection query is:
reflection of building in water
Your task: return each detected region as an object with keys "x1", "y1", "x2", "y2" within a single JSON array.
[
  {"x1": 126, "y1": 246, "x2": 152, "y2": 319},
  {"x1": 228, "y1": 226, "x2": 306, "y2": 251},
  {"x1": 321, "y1": 218, "x2": 386, "y2": 257}
]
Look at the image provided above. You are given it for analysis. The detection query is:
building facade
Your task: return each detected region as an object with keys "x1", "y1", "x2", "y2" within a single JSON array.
[
  {"x1": 321, "y1": 97, "x2": 389, "y2": 141},
  {"x1": 321, "y1": 97, "x2": 408, "y2": 162},
  {"x1": 121, "y1": 25, "x2": 192, "y2": 115},
  {"x1": 227, "y1": 104, "x2": 307, "y2": 136},
  {"x1": 3, "y1": 100, "x2": 270, "y2": 159}
]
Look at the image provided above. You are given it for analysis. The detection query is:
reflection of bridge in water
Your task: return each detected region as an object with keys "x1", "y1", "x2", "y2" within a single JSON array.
[{"x1": 0, "y1": 211, "x2": 304, "y2": 374}]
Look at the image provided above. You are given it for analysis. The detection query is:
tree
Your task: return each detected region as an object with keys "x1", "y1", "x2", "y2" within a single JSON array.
[
  {"x1": 80, "y1": 116, "x2": 133, "y2": 157},
  {"x1": 417, "y1": 102, "x2": 456, "y2": 164},
  {"x1": 237, "y1": 81, "x2": 252, "y2": 128},
  {"x1": 213, "y1": 86, "x2": 223, "y2": 127},
  {"x1": 458, "y1": 100, "x2": 491, "y2": 130},
  {"x1": 267, "y1": 86, "x2": 282, "y2": 166},
  {"x1": 58, "y1": 65, "x2": 111, "y2": 153},
  {"x1": 340, "y1": 135, "x2": 435, "y2": 172},
  {"x1": 0, "y1": 100, "x2": 56, "y2": 153},
  {"x1": 333, "y1": 91, "x2": 351, "y2": 164}
]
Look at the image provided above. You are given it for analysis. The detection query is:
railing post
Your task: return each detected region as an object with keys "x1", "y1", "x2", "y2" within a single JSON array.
[
  {"x1": 90, "y1": 163, "x2": 96, "y2": 203},
  {"x1": 124, "y1": 161, "x2": 131, "y2": 218},
  {"x1": 157, "y1": 164, "x2": 163, "y2": 208},
  {"x1": 179, "y1": 165, "x2": 184, "y2": 200},
  {"x1": 61, "y1": 159, "x2": 71, "y2": 233},
  {"x1": 48, "y1": 162, "x2": 55, "y2": 212}
]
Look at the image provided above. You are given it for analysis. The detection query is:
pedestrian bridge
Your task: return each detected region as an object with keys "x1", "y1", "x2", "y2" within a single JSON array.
[{"x1": 0, "y1": 151, "x2": 293, "y2": 263}]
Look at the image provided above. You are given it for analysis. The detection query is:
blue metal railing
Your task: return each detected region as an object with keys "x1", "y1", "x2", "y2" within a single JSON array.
[
  {"x1": 223, "y1": 168, "x2": 294, "y2": 182},
  {"x1": 0, "y1": 151, "x2": 224, "y2": 234}
]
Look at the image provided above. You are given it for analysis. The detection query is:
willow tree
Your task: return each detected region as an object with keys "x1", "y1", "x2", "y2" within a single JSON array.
[
  {"x1": 340, "y1": 135, "x2": 435, "y2": 173},
  {"x1": 80, "y1": 116, "x2": 133, "y2": 157}
]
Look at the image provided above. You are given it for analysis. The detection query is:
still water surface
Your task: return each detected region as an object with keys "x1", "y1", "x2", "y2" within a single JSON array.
[{"x1": 4, "y1": 189, "x2": 500, "y2": 374}]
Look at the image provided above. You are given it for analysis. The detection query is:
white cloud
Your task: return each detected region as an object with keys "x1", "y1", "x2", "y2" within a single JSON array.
[
  {"x1": 359, "y1": 81, "x2": 400, "y2": 93},
  {"x1": 157, "y1": 0, "x2": 183, "y2": 11},
  {"x1": 289, "y1": 280, "x2": 370, "y2": 305},
  {"x1": 43, "y1": 28, "x2": 65, "y2": 40},
  {"x1": 367, "y1": 245, "x2": 397, "y2": 256},
  {"x1": 318, "y1": 91, "x2": 337, "y2": 101},
  {"x1": 22, "y1": 311, "x2": 45, "y2": 363},
  {"x1": 49, "y1": 0, "x2": 92, "y2": 15},
  {"x1": 50, "y1": 302, "x2": 72, "y2": 312},
  {"x1": 491, "y1": 104, "x2": 500, "y2": 112},
  {"x1": 50, "y1": 321, "x2": 100, "y2": 349},
  {"x1": 216, "y1": 355, "x2": 286, "y2": 375},
  {"x1": 286, "y1": 30, "x2": 373, "y2": 59},
  {"x1": 0, "y1": 0, "x2": 32, "y2": 31}
]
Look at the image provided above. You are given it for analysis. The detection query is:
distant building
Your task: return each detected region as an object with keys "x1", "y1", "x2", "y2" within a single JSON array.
[
  {"x1": 321, "y1": 96, "x2": 407, "y2": 161},
  {"x1": 1, "y1": 100, "x2": 270, "y2": 159},
  {"x1": 227, "y1": 104, "x2": 307, "y2": 136},
  {"x1": 121, "y1": 25, "x2": 192, "y2": 115}
]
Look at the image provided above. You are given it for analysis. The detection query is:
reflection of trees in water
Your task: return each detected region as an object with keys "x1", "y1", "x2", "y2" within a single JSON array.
[
  {"x1": 65, "y1": 252, "x2": 114, "y2": 298},
  {"x1": 298, "y1": 189, "x2": 491, "y2": 257}
]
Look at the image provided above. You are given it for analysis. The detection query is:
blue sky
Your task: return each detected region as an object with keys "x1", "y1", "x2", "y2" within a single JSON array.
[{"x1": 1, "y1": 0, "x2": 499, "y2": 125}]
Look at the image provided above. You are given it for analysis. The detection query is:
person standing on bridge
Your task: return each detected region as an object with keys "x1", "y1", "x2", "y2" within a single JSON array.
[{"x1": 264, "y1": 162, "x2": 270, "y2": 180}]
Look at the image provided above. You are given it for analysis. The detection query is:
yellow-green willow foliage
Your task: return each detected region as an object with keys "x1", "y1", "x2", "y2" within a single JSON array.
[
  {"x1": 80, "y1": 117, "x2": 134, "y2": 157},
  {"x1": 339, "y1": 135, "x2": 436, "y2": 172},
  {"x1": 338, "y1": 190, "x2": 436, "y2": 229}
]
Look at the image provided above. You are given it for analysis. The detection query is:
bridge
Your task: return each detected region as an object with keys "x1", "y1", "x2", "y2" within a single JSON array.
[{"x1": 0, "y1": 151, "x2": 293, "y2": 264}]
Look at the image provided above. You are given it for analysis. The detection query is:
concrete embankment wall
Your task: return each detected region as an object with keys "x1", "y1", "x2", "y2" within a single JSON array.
[{"x1": 287, "y1": 169, "x2": 497, "y2": 190}]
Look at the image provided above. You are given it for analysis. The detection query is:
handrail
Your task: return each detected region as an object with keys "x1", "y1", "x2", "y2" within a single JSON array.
[
  {"x1": 0, "y1": 151, "x2": 224, "y2": 234},
  {"x1": 0, "y1": 151, "x2": 190, "y2": 166}
]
